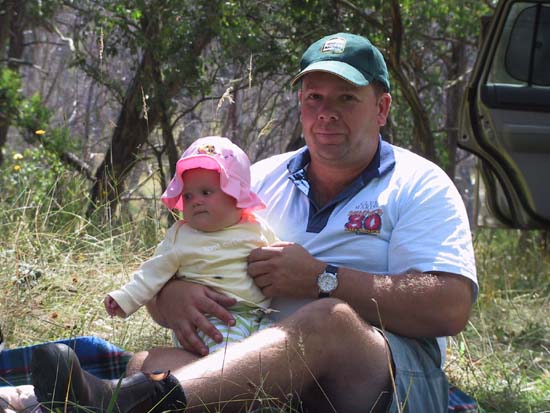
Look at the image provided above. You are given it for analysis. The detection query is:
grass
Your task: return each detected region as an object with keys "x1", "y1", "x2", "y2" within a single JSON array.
[
  {"x1": 1, "y1": 190, "x2": 549, "y2": 412},
  {"x1": 0, "y1": 198, "x2": 172, "y2": 352},
  {"x1": 446, "y1": 230, "x2": 550, "y2": 413}
]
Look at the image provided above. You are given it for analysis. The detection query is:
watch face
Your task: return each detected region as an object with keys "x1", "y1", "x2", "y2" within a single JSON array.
[{"x1": 318, "y1": 272, "x2": 338, "y2": 293}]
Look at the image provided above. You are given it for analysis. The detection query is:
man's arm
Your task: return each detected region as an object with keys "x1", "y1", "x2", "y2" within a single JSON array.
[
  {"x1": 247, "y1": 242, "x2": 474, "y2": 337},
  {"x1": 336, "y1": 268, "x2": 473, "y2": 337}
]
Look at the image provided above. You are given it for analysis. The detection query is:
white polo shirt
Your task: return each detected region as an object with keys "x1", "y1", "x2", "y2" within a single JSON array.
[{"x1": 251, "y1": 138, "x2": 477, "y2": 361}]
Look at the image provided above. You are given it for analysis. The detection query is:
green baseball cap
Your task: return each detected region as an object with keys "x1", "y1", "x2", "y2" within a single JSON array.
[{"x1": 291, "y1": 33, "x2": 390, "y2": 91}]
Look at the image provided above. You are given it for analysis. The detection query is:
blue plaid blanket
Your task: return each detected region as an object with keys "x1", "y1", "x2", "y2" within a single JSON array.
[
  {"x1": 0, "y1": 336, "x2": 478, "y2": 412},
  {"x1": 0, "y1": 336, "x2": 132, "y2": 387},
  {"x1": 448, "y1": 384, "x2": 479, "y2": 413}
]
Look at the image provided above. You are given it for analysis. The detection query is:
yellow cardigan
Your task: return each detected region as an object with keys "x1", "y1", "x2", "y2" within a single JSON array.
[{"x1": 109, "y1": 214, "x2": 279, "y2": 317}]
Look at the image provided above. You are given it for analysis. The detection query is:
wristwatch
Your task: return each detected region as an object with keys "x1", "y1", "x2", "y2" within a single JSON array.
[{"x1": 317, "y1": 264, "x2": 339, "y2": 298}]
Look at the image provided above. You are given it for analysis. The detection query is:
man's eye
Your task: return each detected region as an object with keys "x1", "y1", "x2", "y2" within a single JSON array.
[
  {"x1": 342, "y1": 95, "x2": 356, "y2": 101},
  {"x1": 307, "y1": 93, "x2": 321, "y2": 100}
]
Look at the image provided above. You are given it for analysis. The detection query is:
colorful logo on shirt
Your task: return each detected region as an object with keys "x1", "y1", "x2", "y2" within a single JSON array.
[{"x1": 345, "y1": 209, "x2": 382, "y2": 234}]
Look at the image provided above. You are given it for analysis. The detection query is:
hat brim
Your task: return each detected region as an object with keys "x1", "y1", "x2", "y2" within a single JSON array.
[
  {"x1": 175, "y1": 155, "x2": 221, "y2": 177},
  {"x1": 161, "y1": 154, "x2": 265, "y2": 212},
  {"x1": 291, "y1": 60, "x2": 371, "y2": 87}
]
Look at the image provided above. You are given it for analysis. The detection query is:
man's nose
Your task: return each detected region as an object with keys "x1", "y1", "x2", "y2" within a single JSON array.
[{"x1": 317, "y1": 103, "x2": 339, "y2": 121}]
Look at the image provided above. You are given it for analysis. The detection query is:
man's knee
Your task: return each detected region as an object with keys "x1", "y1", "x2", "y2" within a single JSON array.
[
  {"x1": 289, "y1": 300, "x2": 393, "y2": 411},
  {"x1": 293, "y1": 298, "x2": 369, "y2": 336}
]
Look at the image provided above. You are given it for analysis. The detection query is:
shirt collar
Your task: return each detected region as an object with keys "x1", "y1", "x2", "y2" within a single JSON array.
[{"x1": 287, "y1": 136, "x2": 396, "y2": 185}]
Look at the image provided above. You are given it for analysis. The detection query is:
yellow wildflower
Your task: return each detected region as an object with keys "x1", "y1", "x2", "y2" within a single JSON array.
[
  {"x1": 35, "y1": 130, "x2": 46, "y2": 135},
  {"x1": 12, "y1": 153, "x2": 23, "y2": 160},
  {"x1": 13, "y1": 165, "x2": 21, "y2": 172}
]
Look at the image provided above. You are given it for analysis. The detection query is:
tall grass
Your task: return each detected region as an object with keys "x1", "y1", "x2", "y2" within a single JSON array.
[
  {"x1": 446, "y1": 230, "x2": 550, "y2": 413},
  {"x1": 0, "y1": 149, "x2": 172, "y2": 352},
  {"x1": 1, "y1": 152, "x2": 549, "y2": 412}
]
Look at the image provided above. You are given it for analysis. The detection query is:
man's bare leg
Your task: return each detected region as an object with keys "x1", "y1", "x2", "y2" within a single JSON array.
[
  {"x1": 138, "y1": 298, "x2": 393, "y2": 412},
  {"x1": 126, "y1": 347, "x2": 199, "y2": 375}
]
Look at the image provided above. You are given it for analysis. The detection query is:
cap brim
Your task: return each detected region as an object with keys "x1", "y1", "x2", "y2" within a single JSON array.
[{"x1": 291, "y1": 60, "x2": 371, "y2": 87}]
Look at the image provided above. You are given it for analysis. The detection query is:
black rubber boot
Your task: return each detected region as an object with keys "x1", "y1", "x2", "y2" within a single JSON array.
[{"x1": 31, "y1": 343, "x2": 186, "y2": 412}]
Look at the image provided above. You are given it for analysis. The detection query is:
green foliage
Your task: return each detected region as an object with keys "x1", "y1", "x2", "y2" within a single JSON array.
[
  {"x1": 25, "y1": 0, "x2": 63, "y2": 22},
  {"x1": 32, "y1": 125, "x2": 81, "y2": 156},
  {"x1": 0, "y1": 68, "x2": 23, "y2": 125},
  {"x1": 3, "y1": 77, "x2": 81, "y2": 157},
  {"x1": 0, "y1": 67, "x2": 77, "y2": 154},
  {"x1": 17, "y1": 94, "x2": 52, "y2": 134},
  {"x1": 0, "y1": 147, "x2": 86, "y2": 220}
]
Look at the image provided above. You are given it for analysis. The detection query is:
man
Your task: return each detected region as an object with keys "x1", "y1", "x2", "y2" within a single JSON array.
[{"x1": 31, "y1": 33, "x2": 477, "y2": 412}]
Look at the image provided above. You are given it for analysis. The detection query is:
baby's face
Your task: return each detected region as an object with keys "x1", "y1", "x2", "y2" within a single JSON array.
[{"x1": 181, "y1": 168, "x2": 242, "y2": 232}]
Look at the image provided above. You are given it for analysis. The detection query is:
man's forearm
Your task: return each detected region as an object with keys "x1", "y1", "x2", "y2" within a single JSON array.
[{"x1": 333, "y1": 269, "x2": 474, "y2": 337}]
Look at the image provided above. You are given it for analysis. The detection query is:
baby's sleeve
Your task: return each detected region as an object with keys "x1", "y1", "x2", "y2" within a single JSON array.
[{"x1": 108, "y1": 222, "x2": 183, "y2": 317}]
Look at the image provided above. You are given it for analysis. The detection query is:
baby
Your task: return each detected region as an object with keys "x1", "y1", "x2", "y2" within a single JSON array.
[{"x1": 104, "y1": 136, "x2": 278, "y2": 353}]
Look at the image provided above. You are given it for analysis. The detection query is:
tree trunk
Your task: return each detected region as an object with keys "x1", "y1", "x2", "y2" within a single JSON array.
[
  {"x1": 86, "y1": 49, "x2": 161, "y2": 219},
  {"x1": 0, "y1": 1, "x2": 15, "y2": 57},
  {"x1": 0, "y1": 0, "x2": 27, "y2": 165},
  {"x1": 86, "y1": 3, "x2": 220, "y2": 218},
  {"x1": 445, "y1": 41, "x2": 468, "y2": 178},
  {"x1": 387, "y1": 0, "x2": 435, "y2": 162},
  {"x1": 389, "y1": 66, "x2": 436, "y2": 161},
  {"x1": 155, "y1": 70, "x2": 178, "y2": 187}
]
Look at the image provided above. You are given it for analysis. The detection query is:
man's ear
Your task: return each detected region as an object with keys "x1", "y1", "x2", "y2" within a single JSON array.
[{"x1": 377, "y1": 93, "x2": 392, "y2": 127}]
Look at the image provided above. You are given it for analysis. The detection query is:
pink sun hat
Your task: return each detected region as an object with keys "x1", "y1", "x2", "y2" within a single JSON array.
[{"x1": 161, "y1": 136, "x2": 265, "y2": 212}]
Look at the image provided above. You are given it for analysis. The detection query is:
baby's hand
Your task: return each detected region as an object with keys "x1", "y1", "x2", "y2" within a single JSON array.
[{"x1": 104, "y1": 295, "x2": 126, "y2": 318}]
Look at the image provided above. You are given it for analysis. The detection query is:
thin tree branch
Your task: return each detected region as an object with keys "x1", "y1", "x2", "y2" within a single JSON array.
[{"x1": 335, "y1": 0, "x2": 385, "y2": 32}]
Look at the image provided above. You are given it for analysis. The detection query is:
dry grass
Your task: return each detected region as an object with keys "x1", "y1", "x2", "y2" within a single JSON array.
[
  {"x1": 0, "y1": 204, "x2": 172, "y2": 353},
  {"x1": 445, "y1": 230, "x2": 550, "y2": 413}
]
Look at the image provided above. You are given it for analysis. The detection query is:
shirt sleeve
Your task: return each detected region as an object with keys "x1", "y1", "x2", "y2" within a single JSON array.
[
  {"x1": 108, "y1": 222, "x2": 183, "y2": 317},
  {"x1": 388, "y1": 166, "x2": 478, "y2": 298}
]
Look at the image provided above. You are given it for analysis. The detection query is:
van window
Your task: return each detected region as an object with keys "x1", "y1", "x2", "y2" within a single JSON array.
[{"x1": 489, "y1": 2, "x2": 550, "y2": 86}]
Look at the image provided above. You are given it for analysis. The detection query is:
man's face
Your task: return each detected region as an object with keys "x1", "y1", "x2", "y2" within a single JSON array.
[
  {"x1": 181, "y1": 168, "x2": 242, "y2": 232},
  {"x1": 299, "y1": 72, "x2": 391, "y2": 169}
]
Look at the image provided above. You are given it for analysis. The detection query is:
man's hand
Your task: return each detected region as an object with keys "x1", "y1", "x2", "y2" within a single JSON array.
[
  {"x1": 247, "y1": 242, "x2": 325, "y2": 298},
  {"x1": 146, "y1": 279, "x2": 237, "y2": 356}
]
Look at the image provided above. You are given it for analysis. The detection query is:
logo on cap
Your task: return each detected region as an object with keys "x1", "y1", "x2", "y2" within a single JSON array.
[{"x1": 321, "y1": 37, "x2": 346, "y2": 54}]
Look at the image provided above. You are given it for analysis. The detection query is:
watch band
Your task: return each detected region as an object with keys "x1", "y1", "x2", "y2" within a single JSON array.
[{"x1": 325, "y1": 264, "x2": 338, "y2": 275}]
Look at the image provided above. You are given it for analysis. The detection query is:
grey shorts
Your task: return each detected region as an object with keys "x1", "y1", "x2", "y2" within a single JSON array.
[{"x1": 383, "y1": 331, "x2": 449, "y2": 413}]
